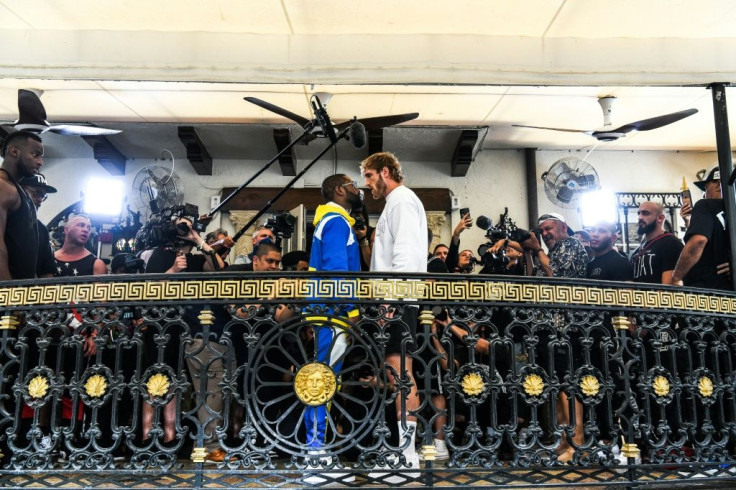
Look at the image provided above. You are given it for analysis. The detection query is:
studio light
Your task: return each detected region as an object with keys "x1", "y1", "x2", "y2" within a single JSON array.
[
  {"x1": 83, "y1": 177, "x2": 124, "y2": 217},
  {"x1": 580, "y1": 189, "x2": 618, "y2": 228}
]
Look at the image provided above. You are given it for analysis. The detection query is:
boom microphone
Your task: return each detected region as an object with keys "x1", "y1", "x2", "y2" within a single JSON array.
[
  {"x1": 311, "y1": 96, "x2": 338, "y2": 144},
  {"x1": 348, "y1": 120, "x2": 367, "y2": 149},
  {"x1": 476, "y1": 215, "x2": 493, "y2": 230}
]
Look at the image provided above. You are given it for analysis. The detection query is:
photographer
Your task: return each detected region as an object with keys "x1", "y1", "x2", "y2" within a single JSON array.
[
  {"x1": 445, "y1": 212, "x2": 473, "y2": 273},
  {"x1": 484, "y1": 238, "x2": 526, "y2": 275},
  {"x1": 205, "y1": 228, "x2": 236, "y2": 266},
  {"x1": 144, "y1": 216, "x2": 224, "y2": 274},
  {"x1": 474, "y1": 209, "x2": 532, "y2": 276}
]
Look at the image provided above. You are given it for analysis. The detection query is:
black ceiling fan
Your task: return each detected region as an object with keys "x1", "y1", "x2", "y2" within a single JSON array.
[
  {"x1": 3, "y1": 89, "x2": 121, "y2": 136},
  {"x1": 244, "y1": 93, "x2": 418, "y2": 143},
  {"x1": 513, "y1": 96, "x2": 698, "y2": 142}
]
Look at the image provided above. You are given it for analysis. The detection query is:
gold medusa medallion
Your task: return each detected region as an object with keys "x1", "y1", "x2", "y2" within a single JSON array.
[
  {"x1": 461, "y1": 372, "x2": 485, "y2": 397},
  {"x1": 653, "y1": 376, "x2": 670, "y2": 397},
  {"x1": 698, "y1": 376, "x2": 714, "y2": 398},
  {"x1": 523, "y1": 374, "x2": 544, "y2": 396},
  {"x1": 28, "y1": 376, "x2": 49, "y2": 399},
  {"x1": 84, "y1": 374, "x2": 108, "y2": 398},
  {"x1": 294, "y1": 363, "x2": 337, "y2": 406},
  {"x1": 580, "y1": 375, "x2": 600, "y2": 397}
]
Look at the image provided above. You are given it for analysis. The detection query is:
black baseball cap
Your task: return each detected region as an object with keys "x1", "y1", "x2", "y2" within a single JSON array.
[{"x1": 19, "y1": 173, "x2": 57, "y2": 193}]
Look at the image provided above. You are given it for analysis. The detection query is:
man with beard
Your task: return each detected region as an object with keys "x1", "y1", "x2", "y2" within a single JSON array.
[
  {"x1": 303, "y1": 174, "x2": 363, "y2": 462},
  {"x1": 586, "y1": 222, "x2": 633, "y2": 281},
  {"x1": 361, "y1": 152, "x2": 427, "y2": 476},
  {"x1": 631, "y1": 201, "x2": 684, "y2": 285},
  {"x1": 671, "y1": 165, "x2": 731, "y2": 290},
  {"x1": 19, "y1": 173, "x2": 57, "y2": 278},
  {"x1": 0, "y1": 130, "x2": 43, "y2": 280},
  {"x1": 531, "y1": 213, "x2": 587, "y2": 279}
]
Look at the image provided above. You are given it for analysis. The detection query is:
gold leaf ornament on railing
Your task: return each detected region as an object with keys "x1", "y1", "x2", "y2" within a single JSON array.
[
  {"x1": 523, "y1": 374, "x2": 544, "y2": 396},
  {"x1": 461, "y1": 372, "x2": 485, "y2": 396},
  {"x1": 698, "y1": 376, "x2": 714, "y2": 398},
  {"x1": 580, "y1": 375, "x2": 600, "y2": 397},
  {"x1": 652, "y1": 376, "x2": 670, "y2": 397},
  {"x1": 28, "y1": 376, "x2": 49, "y2": 399},
  {"x1": 146, "y1": 373, "x2": 171, "y2": 397},
  {"x1": 84, "y1": 374, "x2": 108, "y2": 398}
]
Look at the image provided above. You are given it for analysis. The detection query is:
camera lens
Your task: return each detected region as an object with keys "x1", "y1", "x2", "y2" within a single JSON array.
[{"x1": 176, "y1": 222, "x2": 190, "y2": 236}]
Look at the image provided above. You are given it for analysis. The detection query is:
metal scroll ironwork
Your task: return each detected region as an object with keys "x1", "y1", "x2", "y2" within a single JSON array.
[{"x1": 0, "y1": 272, "x2": 735, "y2": 488}]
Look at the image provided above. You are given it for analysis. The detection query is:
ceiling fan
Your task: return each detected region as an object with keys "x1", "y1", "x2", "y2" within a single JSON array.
[
  {"x1": 513, "y1": 96, "x2": 698, "y2": 142},
  {"x1": 3, "y1": 89, "x2": 121, "y2": 136},
  {"x1": 244, "y1": 92, "x2": 418, "y2": 143}
]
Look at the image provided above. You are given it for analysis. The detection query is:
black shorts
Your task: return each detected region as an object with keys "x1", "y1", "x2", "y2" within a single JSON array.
[{"x1": 385, "y1": 305, "x2": 418, "y2": 356}]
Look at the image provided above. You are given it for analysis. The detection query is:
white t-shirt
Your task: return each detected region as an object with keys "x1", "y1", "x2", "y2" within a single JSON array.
[{"x1": 371, "y1": 184, "x2": 428, "y2": 273}]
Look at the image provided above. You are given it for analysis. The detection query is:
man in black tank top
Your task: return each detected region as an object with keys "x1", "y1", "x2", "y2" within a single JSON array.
[
  {"x1": 20, "y1": 173, "x2": 57, "y2": 278},
  {"x1": 54, "y1": 214, "x2": 107, "y2": 277},
  {"x1": 0, "y1": 130, "x2": 44, "y2": 280}
]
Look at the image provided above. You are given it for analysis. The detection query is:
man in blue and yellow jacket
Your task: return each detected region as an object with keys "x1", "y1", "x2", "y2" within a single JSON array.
[{"x1": 305, "y1": 174, "x2": 363, "y2": 451}]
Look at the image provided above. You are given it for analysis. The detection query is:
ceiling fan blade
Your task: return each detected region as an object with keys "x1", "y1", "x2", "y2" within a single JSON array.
[
  {"x1": 512, "y1": 124, "x2": 591, "y2": 134},
  {"x1": 335, "y1": 112, "x2": 419, "y2": 132},
  {"x1": 605, "y1": 108, "x2": 698, "y2": 135},
  {"x1": 47, "y1": 125, "x2": 122, "y2": 136},
  {"x1": 244, "y1": 97, "x2": 311, "y2": 128},
  {"x1": 17, "y1": 89, "x2": 47, "y2": 125}
]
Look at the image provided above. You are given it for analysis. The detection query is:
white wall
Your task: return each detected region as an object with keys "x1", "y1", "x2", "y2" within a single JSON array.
[{"x1": 37, "y1": 149, "x2": 730, "y2": 262}]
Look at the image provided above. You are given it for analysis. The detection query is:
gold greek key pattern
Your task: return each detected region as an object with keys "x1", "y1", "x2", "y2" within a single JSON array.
[{"x1": 1, "y1": 278, "x2": 734, "y2": 314}]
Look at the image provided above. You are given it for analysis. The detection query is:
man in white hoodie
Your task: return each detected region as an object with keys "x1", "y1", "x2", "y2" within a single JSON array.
[{"x1": 361, "y1": 152, "x2": 428, "y2": 476}]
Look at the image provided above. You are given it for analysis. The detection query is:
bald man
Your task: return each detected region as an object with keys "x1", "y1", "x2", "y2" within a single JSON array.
[
  {"x1": 54, "y1": 214, "x2": 107, "y2": 277},
  {"x1": 630, "y1": 201, "x2": 683, "y2": 285}
]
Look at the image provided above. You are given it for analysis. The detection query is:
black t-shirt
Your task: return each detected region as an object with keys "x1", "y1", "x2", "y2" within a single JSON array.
[
  {"x1": 683, "y1": 199, "x2": 731, "y2": 290},
  {"x1": 631, "y1": 233, "x2": 683, "y2": 284},
  {"x1": 144, "y1": 247, "x2": 207, "y2": 273},
  {"x1": 587, "y1": 249, "x2": 633, "y2": 281}
]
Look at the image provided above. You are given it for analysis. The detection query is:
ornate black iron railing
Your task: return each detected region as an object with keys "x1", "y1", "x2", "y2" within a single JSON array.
[{"x1": 1, "y1": 272, "x2": 736, "y2": 488}]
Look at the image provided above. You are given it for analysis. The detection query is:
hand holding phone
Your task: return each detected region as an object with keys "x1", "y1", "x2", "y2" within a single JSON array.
[{"x1": 459, "y1": 208, "x2": 472, "y2": 228}]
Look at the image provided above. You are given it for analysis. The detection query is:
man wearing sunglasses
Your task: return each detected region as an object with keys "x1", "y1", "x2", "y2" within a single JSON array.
[{"x1": 20, "y1": 173, "x2": 57, "y2": 278}]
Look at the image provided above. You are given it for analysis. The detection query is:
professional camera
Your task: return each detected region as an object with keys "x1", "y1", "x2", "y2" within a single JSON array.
[
  {"x1": 134, "y1": 203, "x2": 205, "y2": 251},
  {"x1": 111, "y1": 253, "x2": 145, "y2": 274},
  {"x1": 265, "y1": 212, "x2": 297, "y2": 239},
  {"x1": 475, "y1": 208, "x2": 530, "y2": 274}
]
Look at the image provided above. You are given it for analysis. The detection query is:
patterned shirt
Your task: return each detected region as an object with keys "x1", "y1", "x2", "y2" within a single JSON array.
[{"x1": 536, "y1": 236, "x2": 588, "y2": 278}]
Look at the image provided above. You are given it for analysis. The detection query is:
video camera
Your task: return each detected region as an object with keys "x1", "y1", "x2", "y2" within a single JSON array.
[
  {"x1": 475, "y1": 208, "x2": 530, "y2": 274},
  {"x1": 111, "y1": 253, "x2": 145, "y2": 274},
  {"x1": 265, "y1": 212, "x2": 297, "y2": 239},
  {"x1": 134, "y1": 203, "x2": 206, "y2": 252}
]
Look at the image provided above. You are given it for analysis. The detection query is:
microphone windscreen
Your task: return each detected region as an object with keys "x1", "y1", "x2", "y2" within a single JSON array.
[
  {"x1": 348, "y1": 121, "x2": 367, "y2": 149},
  {"x1": 476, "y1": 215, "x2": 493, "y2": 230}
]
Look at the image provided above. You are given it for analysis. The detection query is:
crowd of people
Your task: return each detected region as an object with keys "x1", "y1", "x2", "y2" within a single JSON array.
[{"x1": 0, "y1": 129, "x2": 733, "y2": 470}]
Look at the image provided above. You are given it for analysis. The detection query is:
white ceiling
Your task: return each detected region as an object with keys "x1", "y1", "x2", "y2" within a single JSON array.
[{"x1": 1, "y1": 0, "x2": 736, "y2": 158}]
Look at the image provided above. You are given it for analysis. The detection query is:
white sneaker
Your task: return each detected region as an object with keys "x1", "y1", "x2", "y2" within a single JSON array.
[{"x1": 368, "y1": 452, "x2": 421, "y2": 484}]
